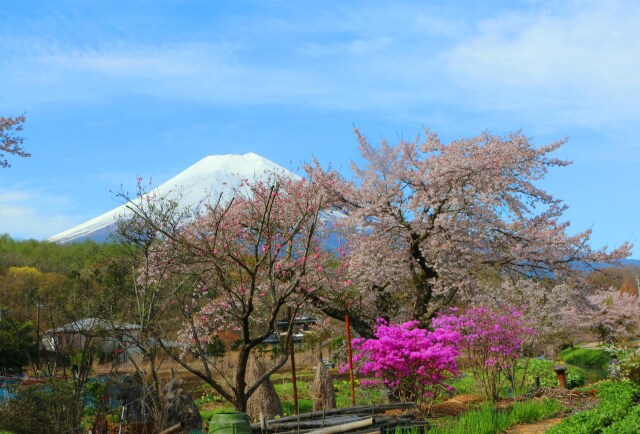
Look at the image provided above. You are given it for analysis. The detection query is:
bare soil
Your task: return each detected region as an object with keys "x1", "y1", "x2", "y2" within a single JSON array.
[{"x1": 504, "y1": 417, "x2": 564, "y2": 433}]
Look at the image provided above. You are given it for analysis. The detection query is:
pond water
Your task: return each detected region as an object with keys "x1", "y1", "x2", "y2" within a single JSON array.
[{"x1": 581, "y1": 366, "x2": 609, "y2": 384}]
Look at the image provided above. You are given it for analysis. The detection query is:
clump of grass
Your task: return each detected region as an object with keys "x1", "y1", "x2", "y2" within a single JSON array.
[
  {"x1": 509, "y1": 398, "x2": 564, "y2": 423},
  {"x1": 428, "y1": 398, "x2": 563, "y2": 434}
]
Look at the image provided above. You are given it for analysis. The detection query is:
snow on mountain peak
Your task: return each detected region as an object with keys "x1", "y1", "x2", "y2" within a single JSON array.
[{"x1": 49, "y1": 153, "x2": 299, "y2": 244}]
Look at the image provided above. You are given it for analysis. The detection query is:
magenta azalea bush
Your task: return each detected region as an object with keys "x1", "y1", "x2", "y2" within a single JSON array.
[
  {"x1": 434, "y1": 306, "x2": 535, "y2": 401},
  {"x1": 350, "y1": 319, "x2": 461, "y2": 406}
]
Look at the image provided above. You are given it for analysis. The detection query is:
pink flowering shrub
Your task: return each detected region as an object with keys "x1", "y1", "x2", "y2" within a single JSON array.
[
  {"x1": 350, "y1": 319, "x2": 461, "y2": 407},
  {"x1": 434, "y1": 307, "x2": 535, "y2": 401}
]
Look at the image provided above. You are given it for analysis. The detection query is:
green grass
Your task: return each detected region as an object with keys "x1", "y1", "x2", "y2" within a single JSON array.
[
  {"x1": 447, "y1": 373, "x2": 482, "y2": 396},
  {"x1": 427, "y1": 398, "x2": 563, "y2": 434},
  {"x1": 282, "y1": 399, "x2": 314, "y2": 415},
  {"x1": 559, "y1": 347, "x2": 611, "y2": 369}
]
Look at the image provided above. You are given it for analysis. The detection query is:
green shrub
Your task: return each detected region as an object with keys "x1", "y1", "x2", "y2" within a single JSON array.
[
  {"x1": 547, "y1": 381, "x2": 640, "y2": 434},
  {"x1": 0, "y1": 312, "x2": 36, "y2": 373},
  {"x1": 0, "y1": 381, "x2": 81, "y2": 434}
]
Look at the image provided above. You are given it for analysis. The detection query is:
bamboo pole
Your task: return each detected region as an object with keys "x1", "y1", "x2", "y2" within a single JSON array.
[
  {"x1": 306, "y1": 417, "x2": 374, "y2": 434},
  {"x1": 345, "y1": 313, "x2": 356, "y2": 406}
]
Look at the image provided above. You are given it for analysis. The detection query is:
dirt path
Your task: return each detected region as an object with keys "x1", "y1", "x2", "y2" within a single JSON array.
[{"x1": 504, "y1": 417, "x2": 564, "y2": 433}]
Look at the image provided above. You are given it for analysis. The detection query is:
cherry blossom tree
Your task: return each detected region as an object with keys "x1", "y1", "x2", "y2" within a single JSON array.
[
  {"x1": 306, "y1": 129, "x2": 631, "y2": 336},
  {"x1": 469, "y1": 278, "x2": 577, "y2": 351},
  {"x1": 115, "y1": 173, "x2": 345, "y2": 412},
  {"x1": 0, "y1": 114, "x2": 28, "y2": 168},
  {"x1": 584, "y1": 290, "x2": 640, "y2": 343}
]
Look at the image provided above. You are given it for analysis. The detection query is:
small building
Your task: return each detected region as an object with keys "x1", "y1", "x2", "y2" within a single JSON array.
[{"x1": 42, "y1": 318, "x2": 180, "y2": 364}]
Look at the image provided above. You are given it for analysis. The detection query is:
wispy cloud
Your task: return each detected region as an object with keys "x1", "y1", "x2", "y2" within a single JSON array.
[
  {"x1": 0, "y1": 2, "x2": 638, "y2": 128},
  {"x1": 3, "y1": 1, "x2": 635, "y2": 130},
  {"x1": 0, "y1": 186, "x2": 83, "y2": 239},
  {"x1": 0, "y1": 3, "x2": 460, "y2": 111}
]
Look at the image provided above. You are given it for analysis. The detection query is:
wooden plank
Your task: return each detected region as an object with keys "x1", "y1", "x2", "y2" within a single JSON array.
[{"x1": 251, "y1": 402, "x2": 416, "y2": 430}]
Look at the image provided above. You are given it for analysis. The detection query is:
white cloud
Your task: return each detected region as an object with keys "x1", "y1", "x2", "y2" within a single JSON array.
[{"x1": 444, "y1": 1, "x2": 640, "y2": 125}]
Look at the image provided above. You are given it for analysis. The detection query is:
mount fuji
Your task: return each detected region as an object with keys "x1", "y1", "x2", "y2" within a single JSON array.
[{"x1": 49, "y1": 153, "x2": 300, "y2": 244}]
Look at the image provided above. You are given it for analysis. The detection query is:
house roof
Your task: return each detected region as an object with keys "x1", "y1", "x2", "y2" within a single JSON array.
[
  {"x1": 276, "y1": 316, "x2": 317, "y2": 327},
  {"x1": 44, "y1": 317, "x2": 140, "y2": 335},
  {"x1": 262, "y1": 332, "x2": 304, "y2": 345}
]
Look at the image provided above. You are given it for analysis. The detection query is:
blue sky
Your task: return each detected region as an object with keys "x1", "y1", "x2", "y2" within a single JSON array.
[{"x1": 1, "y1": 0, "x2": 638, "y2": 257}]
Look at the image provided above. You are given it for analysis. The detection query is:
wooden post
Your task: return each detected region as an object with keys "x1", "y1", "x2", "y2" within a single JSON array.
[
  {"x1": 553, "y1": 365, "x2": 567, "y2": 389},
  {"x1": 345, "y1": 313, "x2": 356, "y2": 406},
  {"x1": 288, "y1": 306, "x2": 299, "y2": 415},
  {"x1": 158, "y1": 423, "x2": 183, "y2": 434}
]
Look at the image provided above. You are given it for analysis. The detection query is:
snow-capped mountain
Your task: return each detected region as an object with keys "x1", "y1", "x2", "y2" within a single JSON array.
[{"x1": 49, "y1": 153, "x2": 300, "y2": 243}]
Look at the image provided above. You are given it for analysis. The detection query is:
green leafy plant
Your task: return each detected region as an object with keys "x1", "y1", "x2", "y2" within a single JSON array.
[
  {"x1": 548, "y1": 381, "x2": 640, "y2": 434},
  {"x1": 601, "y1": 406, "x2": 640, "y2": 433}
]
